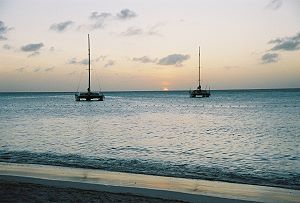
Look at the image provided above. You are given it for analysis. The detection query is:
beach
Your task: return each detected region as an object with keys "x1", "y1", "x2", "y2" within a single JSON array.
[
  {"x1": 0, "y1": 180, "x2": 187, "y2": 203},
  {"x1": 1, "y1": 162, "x2": 299, "y2": 203}
]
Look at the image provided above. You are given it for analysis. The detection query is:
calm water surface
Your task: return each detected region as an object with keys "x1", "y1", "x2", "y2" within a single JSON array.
[{"x1": 0, "y1": 89, "x2": 299, "y2": 189}]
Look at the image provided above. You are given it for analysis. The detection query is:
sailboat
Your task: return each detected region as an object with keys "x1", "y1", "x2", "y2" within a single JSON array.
[
  {"x1": 189, "y1": 46, "x2": 210, "y2": 98},
  {"x1": 75, "y1": 34, "x2": 105, "y2": 101}
]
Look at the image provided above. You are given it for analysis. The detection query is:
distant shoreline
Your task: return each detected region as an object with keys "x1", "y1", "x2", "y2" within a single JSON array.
[{"x1": 0, "y1": 87, "x2": 299, "y2": 93}]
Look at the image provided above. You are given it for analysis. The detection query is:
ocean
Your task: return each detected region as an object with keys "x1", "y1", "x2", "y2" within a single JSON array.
[{"x1": 0, "y1": 89, "x2": 299, "y2": 189}]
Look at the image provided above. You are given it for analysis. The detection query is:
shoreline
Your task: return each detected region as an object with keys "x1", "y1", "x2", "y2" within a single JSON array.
[{"x1": 1, "y1": 162, "x2": 299, "y2": 203}]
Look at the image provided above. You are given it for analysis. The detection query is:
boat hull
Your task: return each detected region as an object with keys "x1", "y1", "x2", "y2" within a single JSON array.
[
  {"x1": 75, "y1": 92, "x2": 104, "y2": 101},
  {"x1": 190, "y1": 89, "x2": 210, "y2": 98}
]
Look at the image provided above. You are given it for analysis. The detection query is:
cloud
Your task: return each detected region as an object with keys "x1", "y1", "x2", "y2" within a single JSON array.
[
  {"x1": 268, "y1": 32, "x2": 300, "y2": 51},
  {"x1": 89, "y1": 9, "x2": 137, "y2": 30},
  {"x1": 0, "y1": 21, "x2": 13, "y2": 40},
  {"x1": 133, "y1": 56, "x2": 157, "y2": 63},
  {"x1": 157, "y1": 54, "x2": 190, "y2": 66},
  {"x1": 266, "y1": 0, "x2": 283, "y2": 10},
  {"x1": 68, "y1": 57, "x2": 89, "y2": 65},
  {"x1": 117, "y1": 9, "x2": 137, "y2": 20},
  {"x1": 33, "y1": 67, "x2": 41, "y2": 72},
  {"x1": 28, "y1": 51, "x2": 40, "y2": 57},
  {"x1": 15, "y1": 67, "x2": 26, "y2": 72},
  {"x1": 21, "y1": 43, "x2": 44, "y2": 52},
  {"x1": 44, "y1": 67, "x2": 55, "y2": 72},
  {"x1": 260, "y1": 31, "x2": 300, "y2": 64},
  {"x1": 49, "y1": 21, "x2": 74, "y2": 32},
  {"x1": 104, "y1": 60, "x2": 115, "y2": 67},
  {"x1": 89, "y1": 12, "x2": 112, "y2": 29},
  {"x1": 90, "y1": 12, "x2": 111, "y2": 20},
  {"x1": 224, "y1": 66, "x2": 240, "y2": 70},
  {"x1": 95, "y1": 55, "x2": 107, "y2": 61},
  {"x1": 31, "y1": 67, "x2": 55, "y2": 72},
  {"x1": 261, "y1": 53, "x2": 279, "y2": 64},
  {"x1": 121, "y1": 26, "x2": 160, "y2": 36},
  {"x1": 121, "y1": 27, "x2": 143, "y2": 36},
  {"x1": 3, "y1": 44, "x2": 12, "y2": 50}
]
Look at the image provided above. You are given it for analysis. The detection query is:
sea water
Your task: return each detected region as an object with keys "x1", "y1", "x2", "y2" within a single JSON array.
[{"x1": 0, "y1": 89, "x2": 299, "y2": 189}]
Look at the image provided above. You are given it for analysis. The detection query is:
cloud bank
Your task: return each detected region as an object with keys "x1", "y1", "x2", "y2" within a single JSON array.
[{"x1": 50, "y1": 21, "x2": 74, "y2": 32}]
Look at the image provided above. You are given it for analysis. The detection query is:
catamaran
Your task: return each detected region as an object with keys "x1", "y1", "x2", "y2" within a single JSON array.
[
  {"x1": 75, "y1": 35, "x2": 105, "y2": 101},
  {"x1": 190, "y1": 47, "x2": 210, "y2": 98}
]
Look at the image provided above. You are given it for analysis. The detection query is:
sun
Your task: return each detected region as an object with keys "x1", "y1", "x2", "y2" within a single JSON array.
[{"x1": 163, "y1": 87, "x2": 169, "y2": 91}]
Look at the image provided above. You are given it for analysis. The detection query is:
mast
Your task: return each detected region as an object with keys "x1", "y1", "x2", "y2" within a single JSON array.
[
  {"x1": 198, "y1": 46, "x2": 201, "y2": 89},
  {"x1": 88, "y1": 34, "x2": 91, "y2": 92}
]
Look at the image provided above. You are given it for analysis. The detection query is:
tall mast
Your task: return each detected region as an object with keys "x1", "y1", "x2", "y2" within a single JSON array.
[
  {"x1": 88, "y1": 34, "x2": 91, "y2": 92},
  {"x1": 198, "y1": 46, "x2": 201, "y2": 89}
]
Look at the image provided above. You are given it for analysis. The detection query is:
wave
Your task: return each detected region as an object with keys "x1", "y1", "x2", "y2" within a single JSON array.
[{"x1": 0, "y1": 150, "x2": 299, "y2": 190}]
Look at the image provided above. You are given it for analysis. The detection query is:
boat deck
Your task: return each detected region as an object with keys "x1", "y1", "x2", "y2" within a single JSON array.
[
  {"x1": 190, "y1": 89, "x2": 210, "y2": 97},
  {"x1": 75, "y1": 92, "x2": 104, "y2": 101}
]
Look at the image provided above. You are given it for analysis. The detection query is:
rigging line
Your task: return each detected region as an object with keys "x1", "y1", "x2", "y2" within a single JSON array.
[
  {"x1": 92, "y1": 64, "x2": 102, "y2": 91},
  {"x1": 76, "y1": 71, "x2": 84, "y2": 92}
]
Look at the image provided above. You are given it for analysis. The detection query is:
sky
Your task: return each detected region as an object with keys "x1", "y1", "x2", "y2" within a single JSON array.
[{"x1": 0, "y1": 0, "x2": 299, "y2": 91}]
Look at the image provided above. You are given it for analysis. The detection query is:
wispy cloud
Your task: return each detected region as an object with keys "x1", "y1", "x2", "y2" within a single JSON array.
[
  {"x1": 133, "y1": 56, "x2": 157, "y2": 63},
  {"x1": 261, "y1": 53, "x2": 279, "y2": 64},
  {"x1": 0, "y1": 21, "x2": 13, "y2": 40},
  {"x1": 21, "y1": 43, "x2": 44, "y2": 52},
  {"x1": 121, "y1": 27, "x2": 143, "y2": 36},
  {"x1": 95, "y1": 55, "x2": 107, "y2": 61},
  {"x1": 44, "y1": 67, "x2": 55, "y2": 72},
  {"x1": 266, "y1": 0, "x2": 283, "y2": 10},
  {"x1": 68, "y1": 57, "x2": 89, "y2": 65},
  {"x1": 89, "y1": 8, "x2": 137, "y2": 30},
  {"x1": 49, "y1": 21, "x2": 74, "y2": 32},
  {"x1": 33, "y1": 67, "x2": 41, "y2": 72},
  {"x1": 157, "y1": 54, "x2": 190, "y2": 66},
  {"x1": 15, "y1": 67, "x2": 26, "y2": 72},
  {"x1": 223, "y1": 66, "x2": 240, "y2": 70},
  {"x1": 269, "y1": 32, "x2": 300, "y2": 51},
  {"x1": 32, "y1": 66, "x2": 55, "y2": 72},
  {"x1": 121, "y1": 26, "x2": 160, "y2": 37},
  {"x1": 104, "y1": 60, "x2": 115, "y2": 67},
  {"x1": 3, "y1": 44, "x2": 12, "y2": 50},
  {"x1": 28, "y1": 51, "x2": 40, "y2": 57}
]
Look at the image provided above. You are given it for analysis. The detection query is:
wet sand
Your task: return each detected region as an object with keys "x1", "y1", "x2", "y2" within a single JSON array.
[
  {"x1": 0, "y1": 162, "x2": 299, "y2": 203},
  {"x1": 0, "y1": 179, "x2": 186, "y2": 203}
]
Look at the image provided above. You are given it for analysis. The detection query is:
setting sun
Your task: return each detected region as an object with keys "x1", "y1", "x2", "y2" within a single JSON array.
[{"x1": 163, "y1": 87, "x2": 169, "y2": 91}]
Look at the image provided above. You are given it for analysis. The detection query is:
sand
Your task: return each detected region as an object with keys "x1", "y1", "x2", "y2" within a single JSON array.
[
  {"x1": 1, "y1": 162, "x2": 299, "y2": 203},
  {"x1": 0, "y1": 179, "x2": 186, "y2": 203}
]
